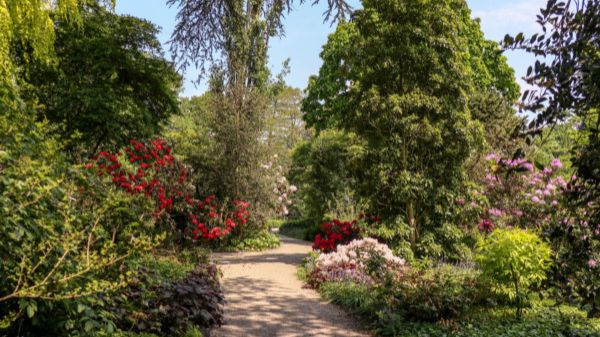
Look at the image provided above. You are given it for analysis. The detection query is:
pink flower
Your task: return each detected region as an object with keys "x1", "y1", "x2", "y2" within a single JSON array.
[
  {"x1": 551, "y1": 158, "x2": 563, "y2": 168},
  {"x1": 532, "y1": 196, "x2": 541, "y2": 203},
  {"x1": 455, "y1": 198, "x2": 465, "y2": 206},
  {"x1": 485, "y1": 153, "x2": 500, "y2": 162},
  {"x1": 522, "y1": 162, "x2": 534, "y2": 171},
  {"x1": 588, "y1": 259, "x2": 597, "y2": 268},
  {"x1": 488, "y1": 208, "x2": 503, "y2": 217}
]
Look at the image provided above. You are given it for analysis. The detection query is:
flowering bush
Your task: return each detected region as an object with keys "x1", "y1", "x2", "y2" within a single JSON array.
[
  {"x1": 474, "y1": 154, "x2": 600, "y2": 317},
  {"x1": 312, "y1": 219, "x2": 361, "y2": 252},
  {"x1": 307, "y1": 238, "x2": 405, "y2": 288},
  {"x1": 262, "y1": 156, "x2": 298, "y2": 216},
  {"x1": 477, "y1": 154, "x2": 569, "y2": 231},
  {"x1": 87, "y1": 138, "x2": 250, "y2": 242}
]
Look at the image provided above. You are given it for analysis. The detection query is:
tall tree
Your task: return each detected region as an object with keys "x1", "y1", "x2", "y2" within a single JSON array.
[
  {"x1": 22, "y1": 3, "x2": 181, "y2": 156},
  {"x1": 302, "y1": 0, "x2": 485, "y2": 258},
  {"x1": 168, "y1": 0, "x2": 352, "y2": 223}
]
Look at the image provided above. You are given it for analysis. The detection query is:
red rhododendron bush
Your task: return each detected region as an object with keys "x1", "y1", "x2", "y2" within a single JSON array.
[
  {"x1": 312, "y1": 219, "x2": 361, "y2": 252},
  {"x1": 87, "y1": 138, "x2": 250, "y2": 244}
]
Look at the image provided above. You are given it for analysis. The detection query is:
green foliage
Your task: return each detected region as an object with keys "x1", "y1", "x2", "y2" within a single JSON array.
[
  {"x1": 0, "y1": 109, "x2": 161, "y2": 335},
  {"x1": 476, "y1": 228, "x2": 552, "y2": 318},
  {"x1": 385, "y1": 265, "x2": 488, "y2": 322},
  {"x1": 23, "y1": 3, "x2": 181, "y2": 154},
  {"x1": 302, "y1": 0, "x2": 484, "y2": 258},
  {"x1": 289, "y1": 129, "x2": 365, "y2": 219},
  {"x1": 0, "y1": 0, "x2": 99, "y2": 84},
  {"x1": 279, "y1": 218, "x2": 319, "y2": 241},
  {"x1": 164, "y1": 94, "x2": 216, "y2": 194},
  {"x1": 319, "y1": 282, "x2": 381, "y2": 320},
  {"x1": 319, "y1": 280, "x2": 600, "y2": 337},
  {"x1": 466, "y1": 91, "x2": 524, "y2": 181},
  {"x1": 219, "y1": 231, "x2": 281, "y2": 252}
]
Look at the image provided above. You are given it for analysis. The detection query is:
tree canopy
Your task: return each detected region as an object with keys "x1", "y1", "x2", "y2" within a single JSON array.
[
  {"x1": 302, "y1": 0, "x2": 486, "y2": 256},
  {"x1": 22, "y1": 4, "x2": 181, "y2": 154}
]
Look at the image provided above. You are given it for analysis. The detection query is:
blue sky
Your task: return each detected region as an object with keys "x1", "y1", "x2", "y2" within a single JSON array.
[{"x1": 116, "y1": 0, "x2": 547, "y2": 97}]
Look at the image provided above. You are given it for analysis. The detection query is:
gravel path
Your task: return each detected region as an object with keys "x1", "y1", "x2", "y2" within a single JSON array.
[{"x1": 211, "y1": 235, "x2": 371, "y2": 337}]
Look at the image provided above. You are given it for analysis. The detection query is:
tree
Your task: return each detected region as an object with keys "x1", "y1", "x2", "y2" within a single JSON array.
[
  {"x1": 303, "y1": 0, "x2": 520, "y2": 132},
  {"x1": 289, "y1": 129, "x2": 365, "y2": 220},
  {"x1": 167, "y1": 0, "x2": 353, "y2": 224},
  {"x1": 505, "y1": 0, "x2": 600, "y2": 317},
  {"x1": 164, "y1": 94, "x2": 217, "y2": 195},
  {"x1": 22, "y1": 3, "x2": 181, "y2": 155},
  {"x1": 265, "y1": 85, "x2": 312, "y2": 167},
  {"x1": 167, "y1": 0, "x2": 352, "y2": 76},
  {"x1": 302, "y1": 0, "x2": 484, "y2": 258}
]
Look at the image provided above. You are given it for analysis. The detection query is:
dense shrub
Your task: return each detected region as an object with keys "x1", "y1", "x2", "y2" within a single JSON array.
[
  {"x1": 306, "y1": 238, "x2": 405, "y2": 288},
  {"x1": 110, "y1": 263, "x2": 223, "y2": 336},
  {"x1": 476, "y1": 227, "x2": 552, "y2": 318},
  {"x1": 476, "y1": 155, "x2": 569, "y2": 231},
  {"x1": 385, "y1": 265, "x2": 488, "y2": 322},
  {"x1": 317, "y1": 273, "x2": 600, "y2": 337},
  {"x1": 0, "y1": 113, "x2": 160, "y2": 335},
  {"x1": 376, "y1": 302, "x2": 600, "y2": 337}
]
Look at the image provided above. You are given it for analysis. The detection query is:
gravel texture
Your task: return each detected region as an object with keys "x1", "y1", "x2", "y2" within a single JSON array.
[{"x1": 211, "y1": 235, "x2": 371, "y2": 337}]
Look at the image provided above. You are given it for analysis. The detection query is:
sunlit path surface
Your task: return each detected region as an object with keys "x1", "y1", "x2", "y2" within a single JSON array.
[{"x1": 212, "y1": 236, "x2": 371, "y2": 337}]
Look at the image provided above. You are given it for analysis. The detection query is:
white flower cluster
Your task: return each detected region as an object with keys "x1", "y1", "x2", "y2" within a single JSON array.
[
  {"x1": 262, "y1": 155, "x2": 298, "y2": 216},
  {"x1": 312, "y1": 238, "x2": 405, "y2": 285}
]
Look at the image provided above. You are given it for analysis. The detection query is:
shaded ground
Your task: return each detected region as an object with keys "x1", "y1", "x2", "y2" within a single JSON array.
[{"x1": 211, "y1": 236, "x2": 371, "y2": 337}]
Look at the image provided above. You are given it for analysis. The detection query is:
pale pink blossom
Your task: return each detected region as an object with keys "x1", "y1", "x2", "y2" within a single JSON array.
[{"x1": 551, "y1": 158, "x2": 563, "y2": 168}]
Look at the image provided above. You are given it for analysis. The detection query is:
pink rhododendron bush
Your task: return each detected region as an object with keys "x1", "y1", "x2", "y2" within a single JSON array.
[
  {"x1": 305, "y1": 238, "x2": 405, "y2": 288},
  {"x1": 476, "y1": 154, "x2": 571, "y2": 231}
]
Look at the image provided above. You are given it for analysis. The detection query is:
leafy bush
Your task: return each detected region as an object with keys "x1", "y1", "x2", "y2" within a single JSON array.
[
  {"x1": 0, "y1": 113, "x2": 160, "y2": 335},
  {"x1": 220, "y1": 230, "x2": 281, "y2": 251},
  {"x1": 376, "y1": 302, "x2": 600, "y2": 337},
  {"x1": 476, "y1": 227, "x2": 552, "y2": 318},
  {"x1": 385, "y1": 265, "x2": 489, "y2": 322},
  {"x1": 307, "y1": 238, "x2": 405, "y2": 288},
  {"x1": 110, "y1": 263, "x2": 223, "y2": 336},
  {"x1": 319, "y1": 282, "x2": 381, "y2": 320}
]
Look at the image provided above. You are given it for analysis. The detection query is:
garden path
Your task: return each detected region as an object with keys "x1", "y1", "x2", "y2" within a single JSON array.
[{"x1": 211, "y1": 235, "x2": 371, "y2": 337}]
